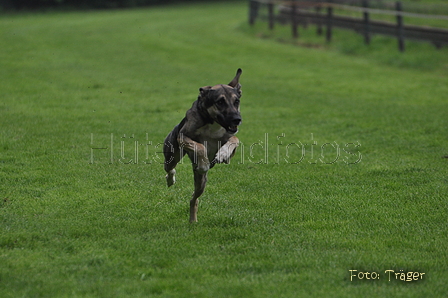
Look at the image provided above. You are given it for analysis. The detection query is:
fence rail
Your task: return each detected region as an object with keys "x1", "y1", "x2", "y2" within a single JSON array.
[{"x1": 248, "y1": 0, "x2": 448, "y2": 51}]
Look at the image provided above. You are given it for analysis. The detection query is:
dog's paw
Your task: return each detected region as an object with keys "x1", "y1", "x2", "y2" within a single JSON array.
[
  {"x1": 213, "y1": 155, "x2": 230, "y2": 164},
  {"x1": 214, "y1": 144, "x2": 235, "y2": 164},
  {"x1": 165, "y1": 170, "x2": 176, "y2": 187}
]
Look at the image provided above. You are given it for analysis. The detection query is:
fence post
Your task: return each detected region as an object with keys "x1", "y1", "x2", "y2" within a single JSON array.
[
  {"x1": 315, "y1": 1, "x2": 323, "y2": 35},
  {"x1": 326, "y1": 0, "x2": 333, "y2": 43},
  {"x1": 396, "y1": 1, "x2": 405, "y2": 52},
  {"x1": 433, "y1": 41, "x2": 442, "y2": 49},
  {"x1": 249, "y1": 0, "x2": 260, "y2": 26},
  {"x1": 268, "y1": 2, "x2": 275, "y2": 30},
  {"x1": 363, "y1": 0, "x2": 370, "y2": 45},
  {"x1": 291, "y1": 1, "x2": 299, "y2": 38}
]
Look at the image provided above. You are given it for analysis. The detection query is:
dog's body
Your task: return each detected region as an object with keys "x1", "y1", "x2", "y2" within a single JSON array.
[{"x1": 164, "y1": 69, "x2": 243, "y2": 222}]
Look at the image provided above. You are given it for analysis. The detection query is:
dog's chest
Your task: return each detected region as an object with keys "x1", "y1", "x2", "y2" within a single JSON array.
[
  {"x1": 195, "y1": 122, "x2": 227, "y2": 141},
  {"x1": 195, "y1": 122, "x2": 227, "y2": 159}
]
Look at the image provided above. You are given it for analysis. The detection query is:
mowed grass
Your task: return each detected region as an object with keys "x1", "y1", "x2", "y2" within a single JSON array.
[{"x1": 1, "y1": 2, "x2": 448, "y2": 297}]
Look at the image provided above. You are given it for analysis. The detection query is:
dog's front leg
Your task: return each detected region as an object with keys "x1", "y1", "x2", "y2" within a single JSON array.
[
  {"x1": 190, "y1": 171, "x2": 207, "y2": 222},
  {"x1": 178, "y1": 134, "x2": 210, "y2": 173},
  {"x1": 214, "y1": 136, "x2": 239, "y2": 164},
  {"x1": 179, "y1": 134, "x2": 210, "y2": 222}
]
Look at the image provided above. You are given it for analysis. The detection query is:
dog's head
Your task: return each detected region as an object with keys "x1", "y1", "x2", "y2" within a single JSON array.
[{"x1": 198, "y1": 68, "x2": 242, "y2": 134}]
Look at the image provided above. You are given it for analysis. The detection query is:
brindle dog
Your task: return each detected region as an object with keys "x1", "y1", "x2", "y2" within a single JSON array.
[{"x1": 163, "y1": 69, "x2": 242, "y2": 222}]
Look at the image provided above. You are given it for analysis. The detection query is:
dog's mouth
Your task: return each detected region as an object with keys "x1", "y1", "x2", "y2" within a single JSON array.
[
  {"x1": 226, "y1": 125, "x2": 239, "y2": 134},
  {"x1": 217, "y1": 115, "x2": 241, "y2": 134}
]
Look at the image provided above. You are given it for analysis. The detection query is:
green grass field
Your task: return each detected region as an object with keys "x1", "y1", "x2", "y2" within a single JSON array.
[{"x1": 1, "y1": 1, "x2": 448, "y2": 297}]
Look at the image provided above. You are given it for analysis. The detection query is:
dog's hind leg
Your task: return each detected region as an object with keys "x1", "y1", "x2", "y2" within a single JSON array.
[
  {"x1": 163, "y1": 138, "x2": 184, "y2": 187},
  {"x1": 165, "y1": 169, "x2": 176, "y2": 187},
  {"x1": 190, "y1": 170, "x2": 207, "y2": 222}
]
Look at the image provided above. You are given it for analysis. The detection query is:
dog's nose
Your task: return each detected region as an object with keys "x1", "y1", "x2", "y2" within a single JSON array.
[{"x1": 231, "y1": 117, "x2": 242, "y2": 126}]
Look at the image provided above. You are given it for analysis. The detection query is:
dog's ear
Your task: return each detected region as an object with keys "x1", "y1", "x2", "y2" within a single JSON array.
[
  {"x1": 228, "y1": 68, "x2": 242, "y2": 87},
  {"x1": 228, "y1": 68, "x2": 242, "y2": 95},
  {"x1": 198, "y1": 86, "x2": 212, "y2": 100}
]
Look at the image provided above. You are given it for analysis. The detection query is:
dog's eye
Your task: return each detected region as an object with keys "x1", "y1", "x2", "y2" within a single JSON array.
[
  {"x1": 234, "y1": 99, "x2": 240, "y2": 107},
  {"x1": 216, "y1": 98, "x2": 226, "y2": 107}
]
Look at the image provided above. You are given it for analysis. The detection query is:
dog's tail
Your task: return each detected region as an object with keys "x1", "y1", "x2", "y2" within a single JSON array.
[{"x1": 228, "y1": 68, "x2": 242, "y2": 87}]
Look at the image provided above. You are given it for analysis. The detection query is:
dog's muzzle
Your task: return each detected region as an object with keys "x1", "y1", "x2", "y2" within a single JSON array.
[{"x1": 226, "y1": 117, "x2": 242, "y2": 134}]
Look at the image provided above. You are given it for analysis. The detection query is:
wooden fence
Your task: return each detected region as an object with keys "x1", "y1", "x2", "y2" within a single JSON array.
[{"x1": 248, "y1": 0, "x2": 448, "y2": 51}]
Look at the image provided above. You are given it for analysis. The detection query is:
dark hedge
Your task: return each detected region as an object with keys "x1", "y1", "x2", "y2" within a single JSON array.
[{"x1": 0, "y1": 0, "x2": 239, "y2": 10}]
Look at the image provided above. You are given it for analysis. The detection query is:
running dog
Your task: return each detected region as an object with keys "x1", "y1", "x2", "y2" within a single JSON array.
[{"x1": 163, "y1": 69, "x2": 243, "y2": 222}]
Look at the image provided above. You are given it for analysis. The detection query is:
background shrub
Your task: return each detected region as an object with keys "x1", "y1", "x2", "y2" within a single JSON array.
[{"x1": 0, "y1": 0, "x2": 242, "y2": 10}]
